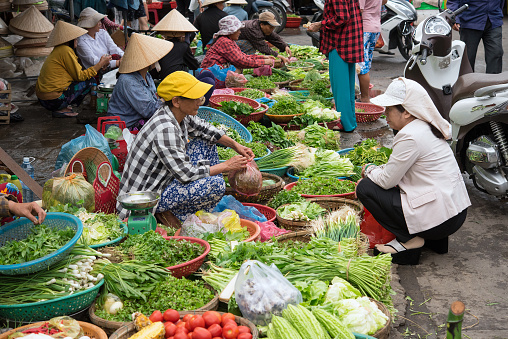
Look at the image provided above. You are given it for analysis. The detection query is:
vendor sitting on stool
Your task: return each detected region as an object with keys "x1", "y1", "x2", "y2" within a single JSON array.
[
  {"x1": 107, "y1": 33, "x2": 173, "y2": 132},
  {"x1": 356, "y1": 78, "x2": 471, "y2": 265},
  {"x1": 237, "y1": 12, "x2": 291, "y2": 64},
  {"x1": 76, "y1": 8, "x2": 124, "y2": 75},
  {"x1": 36, "y1": 21, "x2": 111, "y2": 118},
  {"x1": 117, "y1": 71, "x2": 254, "y2": 227}
]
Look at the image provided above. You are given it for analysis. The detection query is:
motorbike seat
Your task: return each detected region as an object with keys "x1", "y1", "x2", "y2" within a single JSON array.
[{"x1": 453, "y1": 72, "x2": 508, "y2": 105}]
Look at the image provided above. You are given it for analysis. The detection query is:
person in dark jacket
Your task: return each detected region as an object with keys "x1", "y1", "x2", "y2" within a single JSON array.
[{"x1": 194, "y1": 0, "x2": 228, "y2": 48}]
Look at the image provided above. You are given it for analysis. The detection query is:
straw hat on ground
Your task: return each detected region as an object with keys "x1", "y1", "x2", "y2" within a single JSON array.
[
  {"x1": 0, "y1": 38, "x2": 13, "y2": 58},
  {"x1": 15, "y1": 46, "x2": 53, "y2": 57},
  {"x1": 77, "y1": 7, "x2": 107, "y2": 29},
  {"x1": 226, "y1": 0, "x2": 248, "y2": 5},
  {"x1": 46, "y1": 21, "x2": 87, "y2": 47},
  {"x1": 119, "y1": 33, "x2": 174, "y2": 74},
  {"x1": 9, "y1": 6, "x2": 54, "y2": 35},
  {"x1": 0, "y1": 17, "x2": 8, "y2": 35},
  {"x1": 202, "y1": 0, "x2": 227, "y2": 7},
  {"x1": 152, "y1": 9, "x2": 198, "y2": 32},
  {"x1": 14, "y1": 37, "x2": 48, "y2": 48}
]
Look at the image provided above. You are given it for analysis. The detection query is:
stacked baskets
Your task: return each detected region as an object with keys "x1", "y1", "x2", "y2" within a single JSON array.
[{"x1": 9, "y1": 6, "x2": 54, "y2": 57}]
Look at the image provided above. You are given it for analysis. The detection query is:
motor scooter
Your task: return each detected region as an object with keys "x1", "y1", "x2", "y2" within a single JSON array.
[
  {"x1": 246, "y1": 0, "x2": 290, "y2": 33},
  {"x1": 405, "y1": 4, "x2": 508, "y2": 199}
]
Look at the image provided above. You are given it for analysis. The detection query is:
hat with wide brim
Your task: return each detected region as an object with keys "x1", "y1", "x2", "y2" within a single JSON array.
[
  {"x1": 226, "y1": 0, "x2": 248, "y2": 5},
  {"x1": 0, "y1": 17, "x2": 8, "y2": 35},
  {"x1": 0, "y1": 37, "x2": 13, "y2": 58},
  {"x1": 15, "y1": 46, "x2": 53, "y2": 57},
  {"x1": 8, "y1": 26, "x2": 52, "y2": 38},
  {"x1": 77, "y1": 7, "x2": 107, "y2": 28},
  {"x1": 119, "y1": 33, "x2": 174, "y2": 74},
  {"x1": 258, "y1": 11, "x2": 280, "y2": 26},
  {"x1": 202, "y1": 0, "x2": 227, "y2": 7},
  {"x1": 153, "y1": 9, "x2": 198, "y2": 32},
  {"x1": 9, "y1": 6, "x2": 54, "y2": 34},
  {"x1": 46, "y1": 21, "x2": 87, "y2": 47},
  {"x1": 14, "y1": 37, "x2": 48, "y2": 48}
]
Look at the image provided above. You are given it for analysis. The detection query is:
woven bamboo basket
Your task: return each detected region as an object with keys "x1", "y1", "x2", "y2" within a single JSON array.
[
  {"x1": 109, "y1": 312, "x2": 259, "y2": 339},
  {"x1": 271, "y1": 229, "x2": 314, "y2": 243},
  {"x1": 225, "y1": 172, "x2": 284, "y2": 203},
  {"x1": 276, "y1": 197, "x2": 364, "y2": 231},
  {"x1": 64, "y1": 147, "x2": 110, "y2": 185},
  {"x1": 0, "y1": 321, "x2": 107, "y2": 339},
  {"x1": 88, "y1": 284, "x2": 219, "y2": 335},
  {"x1": 371, "y1": 298, "x2": 391, "y2": 339}
]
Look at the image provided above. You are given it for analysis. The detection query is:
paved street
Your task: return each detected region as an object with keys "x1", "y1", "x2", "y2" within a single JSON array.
[{"x1": 1, "y1": 17, "x2": 508, "y2": 338}]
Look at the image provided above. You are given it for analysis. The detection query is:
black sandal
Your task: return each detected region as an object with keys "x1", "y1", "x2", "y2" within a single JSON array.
[{"x1": 374, "y1": 239, "x2": 422, "y2": 265}]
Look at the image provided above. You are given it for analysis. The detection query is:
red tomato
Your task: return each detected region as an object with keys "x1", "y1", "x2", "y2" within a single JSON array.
[
  {"x1": 222, "y1": 320, "x2": 237, "y2": 328},
  {"x1": 187, "y1": 333, "x2": 193, "y2": 339},
  {"x1": 183, "y1": 314, "x2": 194, "y2": 323},
  {"x1": 175, "y1": 326, "x2": 189, "y2": 335},
  {"x1": 164, "y1": 309, "x2": 180, "y2": 323},
  {"x1": 189, "y1": 315, "x2": 206, "y2": 331},
  {"x1": 237, "y1": 326, "x2": 250, "y2": 334},
  {"x1": 221, "y1": 313, "x2": 236, "y2": 327},
  {"x1": 192, "y1": 327, "x2": 212, "y2": 339},
  {"x1": 237, "y1": 334, "x2": 252, "y2": 339},
  {"x1": 176, "y1": 322, "x2": 187, "y2": 329},
  {"x1": 185, "y1": 320, "x2": 193, "y2": 332},
  {"x1": 165, "y1": 322, "x2": 177, "y2": 338},
  {"x1": 212, "y1": 337, "x2": 222, "y2": 339},
  {"x1": 149, "y1": 310, "x2": 163, "y2": 323},
  {"x1": 174, "y1": 333, "x2": 187, "y2": 339},
  {"x1": 222, "y1": 325, "x2": 239, "y2": 339},
  {"x1": 207, "y1": 324, "x2": 222, "y2": 337},
  {"x1": 202, "y1": 311, "x2": 221, "y2": 327},
  {"x1": 168, "y1": 337, "x2": 174, "y2": 339}
]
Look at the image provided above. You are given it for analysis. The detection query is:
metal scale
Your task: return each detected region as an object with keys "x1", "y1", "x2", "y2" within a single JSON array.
[{"x1": 117, "y1": 191, "x2": 159, "y2": 234}]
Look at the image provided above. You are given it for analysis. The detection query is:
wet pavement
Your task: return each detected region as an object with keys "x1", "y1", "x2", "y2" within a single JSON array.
[{"x1": 1, "y1": 20, "x2": 508, "y2": 339}]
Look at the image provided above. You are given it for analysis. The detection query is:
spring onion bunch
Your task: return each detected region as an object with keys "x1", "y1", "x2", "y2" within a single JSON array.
[
  {"x1": 299, "y1": 149, "x2": 354, "y2": 178},
  {"x1": 198, "y1": 262, "x2": 238, "y2": 292},
  {"x1": 311, "y1": 212, "x2": 360, "y2": 242},
  {"x1": 256, "y1": 144, "x2": 314, "y2": 171}
]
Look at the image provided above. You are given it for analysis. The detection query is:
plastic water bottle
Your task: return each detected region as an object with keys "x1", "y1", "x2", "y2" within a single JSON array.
[{"x1": 21, "y1": 157, "x2": 35, "y2": 203}]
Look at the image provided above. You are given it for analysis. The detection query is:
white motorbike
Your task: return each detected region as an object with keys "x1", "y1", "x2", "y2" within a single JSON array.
[{"x1": 405, "y1": 4, "x2": 508, "y2": 198}]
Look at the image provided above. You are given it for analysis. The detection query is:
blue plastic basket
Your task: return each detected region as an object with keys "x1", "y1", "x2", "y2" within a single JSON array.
[
  {"x1": 337, "y1": 147, "x2": 354, "y2": 156},
  {"x1": 0, "y1": 213, "x2": 83, "y2": 276},
  {"x1": 197, "y1": 106, "x2": 253, "y2": 142},
  {"x1": 89, "y1": 222, "x2": 128, "y2": 249},
  {"x1": 286, "y1": 166, "x2": 348, "y2": 182},
  {"x1": 219, "y1": 148, "x2": 271, "y2": 163},
  {"x1": 353, "y1": 333, "x2": 376, "y2": 339}
]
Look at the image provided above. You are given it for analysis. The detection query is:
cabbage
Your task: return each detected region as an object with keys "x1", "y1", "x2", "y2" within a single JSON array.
[
  {"x1": 324, "y1": 277, "x2": 362, "y2": 303},
  {"x1": 77, "y1": 211, "x2": 124, "y2": 245},
  {"x1": 332, "y1": 297, "x2": 389, "y2": 335}
]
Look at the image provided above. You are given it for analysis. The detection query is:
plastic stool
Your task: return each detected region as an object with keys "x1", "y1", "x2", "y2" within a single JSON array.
[{"x1": 148, "y1": 8, "x2": 159, "y2": 24}]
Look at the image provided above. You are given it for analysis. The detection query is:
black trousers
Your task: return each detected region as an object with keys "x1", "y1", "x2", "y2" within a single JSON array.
[
  {"x1": 356, "y1": 178, "x2": 468, "y2": 243},
  {"x1": 460, "y1": 19, "x2": 503, "y2": 74}
]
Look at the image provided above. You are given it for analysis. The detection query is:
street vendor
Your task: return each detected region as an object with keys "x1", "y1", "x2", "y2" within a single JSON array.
[
  {"x1": 107, "y1": 33, "x2": 173, "y2": 132},
  {"x1": 201, "y1": 15, "x2": 275, "y2": 70},
  {"x1": 356, "y1": 78, "x2": 471, "y2": 265},
  {"x1": 0, "y1": 193, "x2": 46, "y2": 224},
  {"x1": 36, "y1": 21, "x2": 111, "y2": 118},
  {"x1": 117, "y1": 71, "x2": 254, "y2": 227},
  {"x1": 237, "y1": 12, "x2": 292, "y2": 64},
  {"x1": 223, "y1": 0, "x2": 248, "y2": 21},
  {"x1": 193, "y1": 0, "x2": 228, "y2": 49},
  {"x1": 76, "y1": 8, "x2": 124, "y2": 73}
]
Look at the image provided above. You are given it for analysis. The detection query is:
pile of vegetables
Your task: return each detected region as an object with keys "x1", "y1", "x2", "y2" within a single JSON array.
[
  {"x1": 255, "y1": 145, "x2": 314, "y2": 171},
  {"x1": 269, "y1": 69, "x2": 294, "y2": 83},
  {"x1": 267, "y1": 190, "x2": 306, "y2": 210},
  {"x1": 266, "y1": 96, "x2": 302, "y2": 116},
  {"x1": 247, "y1": 121, "x2": 295, "y2": 150},
  {"x1": 288, "y1": 123, "x2": 341, "y2": 150},
  {"x1": 311, "y1": 206, "x2": 361, "y2": 242},
  {"x1": 246, "y1": 76, "x2": 276, "y2": 90},
  {"x1": 212, "y1": 122, "x2": 243, "y2": 143},
  {"x1": 76, "y1": 211, "x2": 125, "y2": 245},
  {"x1": 290, "y1": 177, "x2": 356, "y2": 196},
  {"x1": 236, "y1": 89, "x2": 265, "y2": 100},
  {"x1": 346, "y1": 139, "x2": 392, "y2": 166},
  {"x1": 218, "y1": 142, "x2": 268, "y2": 160},
  {"x1": 277, "y1": 201, "x2": 326, "y2": 221},
  {"x1": 296, "y1": 149, "x2": 354, "y2": 179},
  {"x1": 218, "y1": 101, "x2": 255, "y2": 117}
]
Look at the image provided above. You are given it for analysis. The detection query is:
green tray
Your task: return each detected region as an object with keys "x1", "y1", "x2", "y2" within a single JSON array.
[
  {"x1": 260, "y1": 166, "x2": 289, "y2": 177},
  {"x1": 0, "y1": 279, "x2": 104, "y2": 322}
]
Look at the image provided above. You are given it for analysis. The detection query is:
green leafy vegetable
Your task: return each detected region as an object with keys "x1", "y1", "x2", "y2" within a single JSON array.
[
  {"x1": 246, "y1": 76, "x2": 276, "y2": 90},
  {"x1": 237, "y1": 89, "x2": 265, "y2": 100},
  {"x1": 218, "y1": 101, "x2": 255, "y2": 117},
  {"x1": 218, "y1": 141, "x2": 268, "y2": 160},
  {"x1": 268, "y1": 190, "x2": 306, "y2": 210},
  {"x1": 346, "y1": 139, "x2": 392, "y2": 166},
  {"x1": 298, "y1": 150, "x2": 354, "y2": 179},
  {"x1": 277, "y1": 201, "x2": 326, "y2": 221},
  {"x1": 288, "y1": 123, "x2": 340, "y2": 150},
  {"x1": 290, "y1": 177, "x2": 356, "y2": 196},
  {"x1": 267, "y1": 96, "x2": 302, "y2": 116},
  {"x1": 247, "y1": 121, "x2": 295, "y2": 149},
  {"x1": 294, "y1": 279, "x2": 329, "y2": 306}
]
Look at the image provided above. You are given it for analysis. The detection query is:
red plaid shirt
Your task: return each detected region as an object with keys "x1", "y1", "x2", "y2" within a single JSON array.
[
  {"x1": 319, "y1": 0, "x2": 364, "y2": 64},
  {"x1": 201, "y1": 36, "x2": 266, "y2": 70}
]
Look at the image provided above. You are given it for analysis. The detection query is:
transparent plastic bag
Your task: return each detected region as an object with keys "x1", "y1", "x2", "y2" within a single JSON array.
[
  {"x1": 213, "y1": 195, "x2": 267, "y2": 222},
  {"x1": 217, "y1": 209, "x2": 241, "y2": 232},
  {"x1": 225, "y1": 70, "x2": 248, "y2": 88},
  {"x1": 256, "y1": 221, "x2": 291, "y2": 242},
  {"x1": 229, "y1": 161, "x2": 262, "y2": 196},
  {"x1": 42, "y1": 173, "x2": 95, "y2": 212},
  {"x1": 48, "y1": 316, "x2": 83, "y2": 338},
  {"x1": 235, "y1": 260, "x2": 302, "y2": 325},
  {"x1": 181, "y1": 214, "x2": 222, "y2": 238}
]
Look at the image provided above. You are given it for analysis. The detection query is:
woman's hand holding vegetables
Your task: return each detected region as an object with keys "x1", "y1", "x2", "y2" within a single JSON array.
[
  {"x1": 225, "y1": 155, "x2": 249, "y2": 171},
  {"x1": 235, "y1": 144, "x2": 254, "y2": 162}
]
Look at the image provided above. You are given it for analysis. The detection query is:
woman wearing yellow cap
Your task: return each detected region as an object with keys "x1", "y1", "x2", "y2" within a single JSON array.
[{"x1": 117, "y1": 71, "x2": 254, "y2": 227}]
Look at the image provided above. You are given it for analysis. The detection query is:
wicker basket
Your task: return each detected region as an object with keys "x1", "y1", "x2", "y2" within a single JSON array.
[
  {"x1": 271, "y1": 229, "x2": 314, "y2": 243},
  {"x1": 174, "y1": 219, "x2": 260, "y2": 242},
  {"x1": 235, "y1": 103, "x2": 268, "y2": 125},
  {"x1": 355, "y1": 103, "x2": 385, "y2": 123},
  {"x1": 88, "y1": 284, "x2": 219, "y2": 335},
  {"x1": 288, "y1": 79, "x2": 308, "y2": 91},
  {"x1": 265, "y1": 112, "x2": 306, "y2": 124},
  {"x1": 372, "y1": 298, "x2": 392, "y2": 339},
  {"x1": 284, "y1": 181, "x2": 357, "y2": 200},
  {"x1": 209, "y1": 94, "x2": 261, "y2": 110},
  {"x1": 242, "y1": 202, "x2": 277, "y2": 222},
  {"x1": 64, "y1": 147, "x2": 110, "y2": 185},
  {"x1": 225, "y1": 172, "x2": 284, "y2": 203},
  {"x1": 109, "y1": 312, "x2": 259, "y2": 339},
  {"x1": 0, "y1": 321, "x2": 107, "y2": 339},
  {"x1": 197, "y1": 106, "x2": 253, "y2": 142},
  {"x1": 286, "y1": 62, "x2": 314, "y2": 71}
]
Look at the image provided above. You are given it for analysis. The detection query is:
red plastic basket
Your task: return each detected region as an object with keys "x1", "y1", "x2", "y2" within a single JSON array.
[
  {"x1": 93, "y1": 162, "x2": 120, "y2": 214},
  {"x1": 241, "y1": 203, "x2": 276, "y2": 222},
  {"x1": 235, "y1": 103, "x2": 268, "y2": 125},
  {"x1": 163, "y1": 236, "x2": 211, "y2": 278},
  {"x1": 68, "y1": 159, "x2": 87, "y2": 181},
  {"x1": 209, "y1": 94, "x2": 261, "y2": 110},
  {"x1": 230, "y1": 88, "x2": 270, "y2": 98},
  {"x1": 355, "y1": 102, "x2": 385, "y2": 123},
  {"x1": 97, "y1": 116, "x2": 129, "y2": 172},
  {"x1": 147, "y1": 1, "x2": 163, "y2": 9},
  {"x1": 284, "y1": 180, "x2": 356, "y2": 200}
]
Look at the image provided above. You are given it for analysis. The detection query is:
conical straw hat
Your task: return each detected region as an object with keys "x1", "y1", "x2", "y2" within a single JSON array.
[
  {"x1": 15, "y1": 46, "x2": 53, "y2": 57},
  {"x1": 14, "y1": 37, "x2": 48, "y2": 48},
  {"x1": 119, "y1": 33, "x2": 174, "y2": 74},
  {"x1": 153, "y1": 9, "x2": 198, "y2": 32},
  {"x1": 46, "y1": 21, "x2": 87, "y2": 47},
  {"x1": 9, "y1": 6, "x2": 54, "y2": 33},
  {"x1": 0, "y1": 17, "x2": 8, "y2": 35},
  {"x1": 8, "y1": 26, "x2": 51, "y2": 38},
  {"x1": 202, "y1": 0, "x2": 227, "y2": 7}
]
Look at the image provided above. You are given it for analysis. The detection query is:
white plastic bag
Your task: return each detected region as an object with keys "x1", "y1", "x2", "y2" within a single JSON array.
[
  {"x1": 235, "y1": 260, "x2": 302, "y2": 325},
  {"x1": 180, "y1": 214, "x2": 222, "y2": 238}
]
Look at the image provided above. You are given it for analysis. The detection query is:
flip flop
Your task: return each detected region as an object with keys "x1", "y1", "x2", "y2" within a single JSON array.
[
  {"x1": 374, "y1": 239, "x2": 422, "y2": 265},
  {"x1": 52, "y1": 109, "x2": 78, "y2": 118}
]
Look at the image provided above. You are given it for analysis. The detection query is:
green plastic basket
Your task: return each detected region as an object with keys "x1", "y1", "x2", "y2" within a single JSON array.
[
  {"x1": 260, "y1": 166, "x2": 289, "y2": 177},
  {"x1": 353, "y1": 333, "x2": 376, "y2": 338},
  {"x1": 0, "y1": 279, "x2": 104, "y2": 322}
]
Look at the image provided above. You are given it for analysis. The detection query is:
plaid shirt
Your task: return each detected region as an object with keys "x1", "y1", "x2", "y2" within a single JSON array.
[
  {"x1": 320, "y1": 0, "x2": 364, "y2": 64},
  {"x1": 0, "y1": 193, "x2": 15, "y2": 217},
  {"x1": 201, "y1": 36, "x2": 266, "y2": 70},
  {"x1": 238, "y1": 20, "x2": 288, "y2": 57},
  {"x1": 117, "y1": 106, "x2": 225, "y2": 219}
]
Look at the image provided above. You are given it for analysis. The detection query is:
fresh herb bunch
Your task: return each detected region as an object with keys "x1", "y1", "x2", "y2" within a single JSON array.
[
  {"x1": 219, "y1": 101, "x2": 255, "y2": 117},
  {"x1": 287, "y1": 61, "x2": 314, "y2": 68},
  {"x1": 237, "y1": 89, "x2": 265, "y2": 100},
  {"x1": 201, "y1": 227, "x2": 251, "y2": 242},
  {"x1": 288, "y1": 123, "x2": 340, "y2": 150},
  {"x1": 218, "y1": 142, "x2": 268, "y2": 160},
  {"x1": 309, "y1": 80, "x2": 333, "y2": 97},
  {"x1": 247, "y1": 121, "x2": 295, "y2": 149},
  {"x1": 347, "y1": 139, "x2": 392, "y2": 166},
  {"x1": 291, "y1": 177, "x2": 356, "y2": 195},
  {"x1": 287, "y1": 114, "x2": 324, "y2": 128},
  {"x1": 95, "y1": 275, "x2": 215, "y2": 322},
  {"x1": 118, "y1": 231, "x2": 204, "y2": 267},
  {"x1": 246, "y1": 76, "x2": 276, "y2": 90},
  {"x1": 269, "y1": 69, "x2": 294, "y2": 83},
  {"x1": 268, "y1": 190, "x2": 306, "y2": 210},
  {"x1": 267, "y1": 96, "x2": 302, "y2": 116},
  {"x1": 0, "y1": 224, "x2": 75, "y2": 265}
]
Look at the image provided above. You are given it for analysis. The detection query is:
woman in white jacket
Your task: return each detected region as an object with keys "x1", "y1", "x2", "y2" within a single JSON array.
[{"x1": 356, "y1": 77, "x2": 471, "y2": 265}]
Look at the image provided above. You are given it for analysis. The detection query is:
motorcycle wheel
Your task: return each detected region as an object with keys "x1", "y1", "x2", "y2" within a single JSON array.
[
  {"x1": 397, "y1": 28, "x2": 413, "y2": 60},
  {"x1": 272, "y1": 4, "x2": 287, "y2": 33},
  {"x1": 250, "y1": 7, "x2": 283, "y2": 33}
]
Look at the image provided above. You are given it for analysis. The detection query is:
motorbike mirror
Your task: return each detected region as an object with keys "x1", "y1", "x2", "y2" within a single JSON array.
[
  {"x1": 437, "y1": 0, "x2": 443, "y2": 13},
  {"x1": 474, "y1": 84, "x2": 508, "y2": 98}
]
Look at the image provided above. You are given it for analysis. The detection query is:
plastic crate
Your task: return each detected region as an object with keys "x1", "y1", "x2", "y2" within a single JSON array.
[
  {"x1": 197, "y1": 106, "x2": 252, "y2": 142},
  {"x1": 0, "y1": 213, "x2": 83, "y2": 275}
]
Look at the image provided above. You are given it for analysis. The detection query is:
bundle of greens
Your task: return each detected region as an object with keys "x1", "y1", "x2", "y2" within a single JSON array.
[
  {"x1": 255, "y1": 144, "x2": 314, "y2": 171},
  {"x1": 268, "y1": 190, "x2": 306, "y2": 210},
  {"x1": 246, "y1": 76, "x2": 276, "y2": 90},
  {"x1": 287, "y1": 61, "x2": 315, "y2": 69},
  {"x1": 297, "y1": 149, "x2": 354, "y2": 179},
  {"x1": 311, "y1": 206, "x2": 361, "y2": 242},
  {"x1": 277, "y1": 201, "x2": 326, "y2": 221},
  {"x1": 288, "y1": 123, "x2": 341, "y2": 150},
  {"x1": 218, "y1": 101, "x2": 255, "y2": 117},
  {"x1": 211, "y1": 122, "x2": 243, "y2": 143},
  {"x1": 267, "y1": 95, "x2": 302, "y2": 116},
  {"x1": 346, "y1": 139, "x2": 392, "y2": 166},
  {"x1": 269, "y1": 68, "x2": 294, "y2": 82},
  {"x1": 290, "y1": 177, "x2": 356, "y2": 196},
  {"x1": 218, "y1": 141, "x2": 268, "y2": 160},
  {"x1": 247, "y1": 121, "x2": 295, "y2": 149},
  {"x1": 309, "y1": 80, "x2": 333, "y2": 97},
  {"x1": 237, "y1": 89, "x2": 265, "y2": 100}
]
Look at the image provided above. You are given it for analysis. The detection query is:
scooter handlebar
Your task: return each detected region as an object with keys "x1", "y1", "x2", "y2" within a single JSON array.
[
  {"x1": 453, "y1": 4, "x2": 468, "y2": 17},
  {"x1": 420, "y1": 48, "x2": 428, "y2": 65}
]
